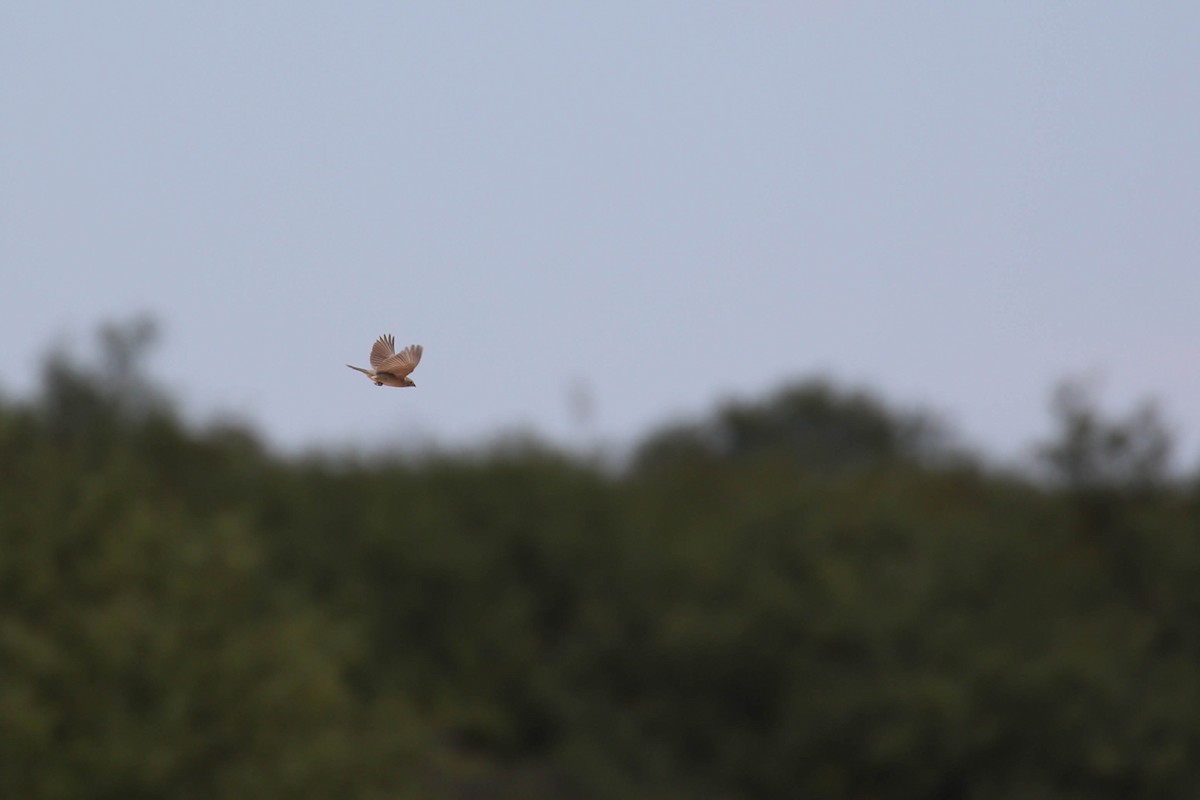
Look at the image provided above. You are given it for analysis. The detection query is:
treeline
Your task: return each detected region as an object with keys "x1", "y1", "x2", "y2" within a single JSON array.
[{"x1": 2, "y1": 321, "x2": 1199, "y2": 799}]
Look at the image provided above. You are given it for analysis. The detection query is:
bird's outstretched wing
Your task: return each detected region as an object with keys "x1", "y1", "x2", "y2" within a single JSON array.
[
  {"x1": 369, "y1": 334, "x2": 396, "y2": 370},
  {"x1": 376, "y1": 344, "x2": 423, "y2": 378}
]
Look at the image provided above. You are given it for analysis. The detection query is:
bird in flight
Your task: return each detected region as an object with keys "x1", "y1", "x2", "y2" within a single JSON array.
[{"x1": 347, "y1": 335, "x2": 423, "y2": 387}]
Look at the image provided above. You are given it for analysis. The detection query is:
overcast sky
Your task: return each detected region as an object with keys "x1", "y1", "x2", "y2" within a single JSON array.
[{"x1": 3, "y1": 3, "x2": 1198, "y2": 463}]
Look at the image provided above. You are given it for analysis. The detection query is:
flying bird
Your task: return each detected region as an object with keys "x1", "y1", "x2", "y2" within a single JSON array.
[{"x1": 347, "y1": 335, "x2": 423, "y2": 387}]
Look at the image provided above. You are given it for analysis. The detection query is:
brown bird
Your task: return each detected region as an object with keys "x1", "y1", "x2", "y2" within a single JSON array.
[{"x1": 347, "y1": 335, "x2": 423, "y2": 387}]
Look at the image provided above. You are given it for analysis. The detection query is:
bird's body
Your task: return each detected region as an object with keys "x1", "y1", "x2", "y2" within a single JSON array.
[{"x1": 347, "y1": 335, "x2": 423, "y2": 387}]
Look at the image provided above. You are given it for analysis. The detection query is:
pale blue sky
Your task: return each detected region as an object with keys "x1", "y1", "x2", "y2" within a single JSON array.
[{"x1": 3, "y1": 3, "x2": 1198, "y2": 462}]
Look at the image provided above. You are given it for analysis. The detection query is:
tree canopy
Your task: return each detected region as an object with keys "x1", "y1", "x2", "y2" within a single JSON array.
[{"x1": 2, "y1": 320, "x2": 1198, "y2": 799}]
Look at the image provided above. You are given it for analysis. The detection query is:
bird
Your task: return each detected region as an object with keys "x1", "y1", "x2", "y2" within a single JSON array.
[{"x1": 347, "y1": 335, "x2": 423, "y2": 387}]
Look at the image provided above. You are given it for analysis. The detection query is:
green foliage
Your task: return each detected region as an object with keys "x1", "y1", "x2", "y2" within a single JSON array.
[
  {"x1": 1040, "y1": 378, "x2": 1173, "y2": 492},
  {"x1": 2, "y1": 320, "x2": 1200, "y2": 798},
  {"x1": 633, "y1": 380, "x2": 959, "y2": 475}
]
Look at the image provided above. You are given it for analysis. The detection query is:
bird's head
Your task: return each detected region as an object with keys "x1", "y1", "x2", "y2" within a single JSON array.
[{"x1": 404, "y1": 378, "x2": 416, "y2": 387}]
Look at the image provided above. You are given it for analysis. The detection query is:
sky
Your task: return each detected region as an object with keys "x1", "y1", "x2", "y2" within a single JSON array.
[{"x1": 3, "y1": 3, "x2": 1198, "y2": 464}]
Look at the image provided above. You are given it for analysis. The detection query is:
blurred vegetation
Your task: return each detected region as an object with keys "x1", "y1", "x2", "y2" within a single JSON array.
[{"x1": 2, "y1": 319, "x2": 1199, "y2": 799}]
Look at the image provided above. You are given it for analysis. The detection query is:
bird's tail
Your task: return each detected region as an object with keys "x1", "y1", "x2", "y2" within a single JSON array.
[{"x1": 346, "y1": 364, "x2": 373, "y2": 376}]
